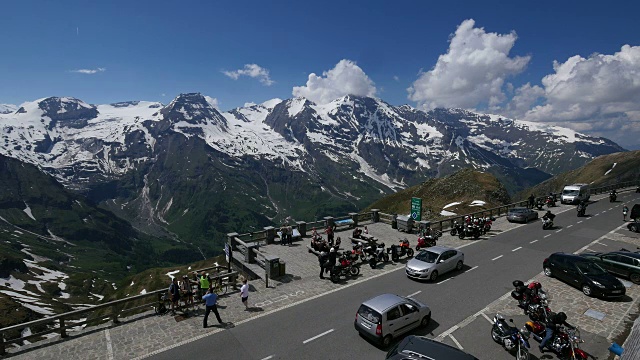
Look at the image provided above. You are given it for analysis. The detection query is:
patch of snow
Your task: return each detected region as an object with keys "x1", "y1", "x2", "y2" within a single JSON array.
[
  {"x1": 0, "y1": 275, "x2": 26, "y2": 291},
  {"x1": 470, "y1": 200, "x2": 486, "y2": 206},
  {"x1": 23, "y1": 202, "x2": 36, "y2": 221},
  {"x1": 59, "y1": 291, "x2": 70, "y2": 299},
  {"x1": 287, "y1": 98, "x2": 307, "y2": 117},
  {"x1": 90, "y1": 292, "x2": 104, "y2": 301},
  {"x1": 443, "y1": 202, "x2": 462, "y2": 209},
  {"x1": 166, "y1": 270, "x2": 180, "y2": 279},
  {"x1": 111, "y1": 283, "x2": 117, "y2": 290},
  {"x1": 130, "y1": 281, "x2": 135, "y2": 286},
  {"x1": 604, "y1": 162, "x2": 617, "y2": 176},
  {"x1": 140, "y1": 289, "x2": 147, "y2": 295},
  {"x1": 440, "y1": 210, "x2": 457, "y2": 216}
]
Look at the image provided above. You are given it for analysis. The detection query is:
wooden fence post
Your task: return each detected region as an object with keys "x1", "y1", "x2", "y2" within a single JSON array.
[{"x1": 60, "y1": 318, "x2": 67, "y2": 338}]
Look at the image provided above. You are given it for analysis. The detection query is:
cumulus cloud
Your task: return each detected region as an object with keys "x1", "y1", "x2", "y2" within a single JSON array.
[
  {"x1": 292, "y1": 59, "x2": 377, "y2": 104},
  {"x1": 69, "y1": 67, "x2": 106, "y2": 74},
  {"x1": 519, "y1": 45, "x2": 640, "y2": 149},
  {"x1": 204, "y1": 95, "x2": 219, "y2": 109},
  {"x1": 222, "y1": 64, "x2": 274, "y2": 86},
  {"x1": 408, "y1": 19, "x2": 530, "y2": 110}
]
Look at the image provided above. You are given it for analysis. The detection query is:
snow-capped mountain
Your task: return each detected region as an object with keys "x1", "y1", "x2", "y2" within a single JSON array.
[
  {"x1": 0, "y1": 103, "x2": 16, "y2": 114},
  {"x1": 0, "y1": 93, "x2": 625, "y2": 247}
]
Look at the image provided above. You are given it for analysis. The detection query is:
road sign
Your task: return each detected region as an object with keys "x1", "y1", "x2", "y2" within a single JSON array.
[
  {"x1": 411, "y1": 197, "x2": 422, "y2": 221},
  {"x1": 224, "y1": 243, "x2": 230, "y2": 263}
]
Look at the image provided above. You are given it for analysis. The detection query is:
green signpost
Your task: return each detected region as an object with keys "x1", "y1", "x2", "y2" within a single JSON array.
[{"x1": 410, "y1": 197, "x2": 422, "y2": 221}]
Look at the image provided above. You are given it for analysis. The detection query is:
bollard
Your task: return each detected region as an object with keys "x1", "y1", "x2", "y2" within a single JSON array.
[
  {"x1": 296, "y1": 221, "x2": 307, "y2": 237},
  {"x1": 349, "y1": 213, "x2": 358, "y2": 227},
  {"x1": 60, "y1": 318, "x2": 67, "y2": 338},
  {"x1": 371, "y1": 209, "x2": 380, "y2": 223},
  {"x1": 263, "y1": 226, "x2": 275, "y2": 244},
  {"x1": 1, "y1": 332, "x2": 6, "y2": 355},
  {"x1": 112, "y1": 307, "x2": 120, "y2": 324}
]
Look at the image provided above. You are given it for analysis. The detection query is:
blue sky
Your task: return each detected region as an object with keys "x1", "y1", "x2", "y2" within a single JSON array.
[{"x1": 2, "y1": 0, "x2": 639, "y2": 148}]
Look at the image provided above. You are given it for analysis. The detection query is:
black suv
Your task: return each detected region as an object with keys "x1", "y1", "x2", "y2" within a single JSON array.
[
  {"x1": 543, "y1": 253, "x2": 626, "y2": 298},
  {"x1": 385, "y1": 335, "x2": 479, "y2": 360}
]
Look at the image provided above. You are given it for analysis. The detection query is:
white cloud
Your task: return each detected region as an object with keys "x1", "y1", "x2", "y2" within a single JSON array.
[
  {"x1": 204, "y1": 95, "x2": 219, "y2": 109},
  {"x1": 292, "y1": 59, "x2": 377, "y2": 104},
  {"x1": 501, "y1": 83, "x2": 544, "y2": 119},
  {"x1": 408, "y1": 19, "x2": 530, "y2": 110},
  {"x1": 393, "y1": 75, "x2": 400, "y2": 82},
  {"x1": 518, "y1": 45, "x2": 640, "y2": 149},
  {"x1": 222, "y1": 64, "x2": 274, "y2": 86},
  {"x1": 69, "y1": 67, "x2": 106, "y2": 74}
]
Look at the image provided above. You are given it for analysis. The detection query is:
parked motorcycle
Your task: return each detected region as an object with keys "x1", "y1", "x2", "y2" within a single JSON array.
[
  {"x1": 610, "y1": 192, "x2": 617, "y2": 202},
  {"x1": 416, "y1": 235, "x2": 437, "y2": 250},
  {"x1": 542, "y1": 217, "x2": 554, "y2": 230},
  {"x1": 511, "y1": 281, "x2": 551, "y2": 322},
  {"x1": 535, "y1": 199, "x2": 545, "y2": 210},
  {"x1": 450, "y1": 221, "x2": 464, "y2": 236},
  {"x1": 369, "y1": 242, "x2": 390, "y2": 268},
  {"x1": 524, "y1": 323, "x2": 587, "y2": 359},
  {"x1": 388, "y1": 239, "x2": 414, "y2": 261},
  {"x1": 351, "y1": 244, "x2": 370, "y2": 262},
  {"x1": 491, "y1": 314, "x2": 531, "y2": 360},
  {"x1": 545, "y1": 196, "x2": 555, "y2": 208},
  {"x1": 459, "y1": 224, "x2": 481, "y2": 239},
  {"x1": 330, "y1": 253, "x2": 360, "y2": 283}
]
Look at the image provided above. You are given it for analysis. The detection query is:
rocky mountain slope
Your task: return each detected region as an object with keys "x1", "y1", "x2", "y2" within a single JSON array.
[{"x1": 0, "y1": 94, "x2": 625, "y2": 257}]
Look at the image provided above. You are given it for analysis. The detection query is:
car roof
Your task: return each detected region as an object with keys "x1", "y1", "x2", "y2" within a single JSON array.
[
  {"x1": 612, "y1": 251, "x2": 640, "y2": 259},
  {"x1": 395, "y1": 335, "x2": 479, "y2": 360},
  {"x1": 551, "y1": 252, "x2": 589, "y2": 261},
  {"x1": 421, "y1": 245, "x2": 455, "y2": 254},
  {"x1": 362, "y1": 293, "x2": 405, "y2": 312},
  {"x1": 580, "y1": 252, "x2": 603, "y2": 256}
]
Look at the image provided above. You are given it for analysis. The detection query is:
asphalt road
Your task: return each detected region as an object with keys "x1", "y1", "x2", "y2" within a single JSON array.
[{"x1": 150, "y1": 191, "x2": 640, "y2": 360}]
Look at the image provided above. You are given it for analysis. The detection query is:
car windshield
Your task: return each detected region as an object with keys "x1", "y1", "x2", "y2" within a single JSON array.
[
  {"x1": 416, "y1": 250, "x2": 439, "y2": 263},
  {"x1": 358, "y1": 304, "x2": 381, "y2": 324},
  {"x1": 563, "y1": 189, "x2": 579, "y2": 196},
  {"x1": 509, "y1": 209, "x2": 525, "y2": 214},
  {"x1": 576, "y1": 261, "x2": 608, "y2": 276}
]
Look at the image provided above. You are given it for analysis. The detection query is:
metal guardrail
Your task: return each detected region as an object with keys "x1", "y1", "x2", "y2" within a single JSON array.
[
  {"x1": 590, "y1": 181, "x2": 639, "y2": 195},
  {"x1": 0, "y1": 266, "x2": 237, "y2": 355}
]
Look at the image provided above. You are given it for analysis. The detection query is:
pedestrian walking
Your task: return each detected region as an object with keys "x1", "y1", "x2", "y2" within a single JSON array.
[
  {"x1": 169, "y1": 277, "x2": 180, "y2": 314},
  {"x1": 202, "y1": 289, "x2": 224, "y2": 328},
  {"x1": 240, "y1": 278, "x2": 250, "y2": 310},
  {"x1": 623, "y1": 204, "x2": 629, "y2": 221}
]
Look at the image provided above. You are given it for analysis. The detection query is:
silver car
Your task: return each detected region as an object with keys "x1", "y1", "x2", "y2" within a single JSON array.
[
  {"x1": 507, "y1": 207, "x2": 539, "y2": 223},
  {"x1": 405, "y1": 246, "x2": 465, "y2": 281},
  {"x1": 354, "y1": 293, "x2": 431, "y2": 348}
]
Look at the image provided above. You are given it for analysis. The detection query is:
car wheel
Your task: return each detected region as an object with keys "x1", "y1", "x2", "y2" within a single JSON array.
[
  {"x1": 421, "y1": 313, "x2": 431, "y2": 328},
  {"x1": 582, "y1": 284, "x2": 593, "y2": 297},
  {"x1": 630, "y1": 273, "x2": 640, "y2": 284},
  {"x1": 544, "y1": 267, "x2": 553, "y2": 277},
  {"x1": 430, "y1": 271, "x2": 438, "y2": 282},
  {"x1": 456, "y1": 260, "x2": 464, "y2": 271},
  {"x1": 382, "y1": 334, "x2": 393, "y2": 348},
  {"x1": 631, "y1": 224, "x2": 639, "y2": 233}
]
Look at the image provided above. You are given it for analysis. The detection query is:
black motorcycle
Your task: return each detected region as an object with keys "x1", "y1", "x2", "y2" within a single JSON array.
[
  {"x1": 387, "y1": 239, "x2": 414, "y2": 262},
  {"x1": 610, "y1": 192, "x2": 617, "y2": 202},
  {"x1": 459, "y1": 224, "x2": 481, "y2": 239},
  {"x1": 369, "y1": 242, "x2": 390, "y2": 268},
  {"x1": 450, "y1": 221, "x2": 464, "y2": 236},
  {"x1": 491, "y1": 314, "x2": 531, "y2": 360},
  {"x1": 576, "y1": 203, "x2": 587, "y2": 217},
  {"x1": 535, "y1": 199, "x2": 545, "y2": 210}
]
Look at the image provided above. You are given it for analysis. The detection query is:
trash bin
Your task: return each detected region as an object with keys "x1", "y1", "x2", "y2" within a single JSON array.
[
  {"x1": 279, "y1": 261, "x2": 286, "y2": 276},
  {"x1": 391, "y1": 214, "x2": 398, "y2": 229},
  {"x1": 396, "y1": 215, "x2": 414, "y2": 233},
  {"x1": 265, "y1": 255, "x2": 280, "y2": 279}
]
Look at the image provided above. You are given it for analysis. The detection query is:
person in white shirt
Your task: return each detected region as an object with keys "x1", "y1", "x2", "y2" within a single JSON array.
[{"x1": 240, "y1": 278, "x2": 250, "y2": 310}]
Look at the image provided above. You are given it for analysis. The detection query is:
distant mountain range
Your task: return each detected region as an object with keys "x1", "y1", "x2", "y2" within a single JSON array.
[{"x1": 0, "y1": 93, "x2": 626, "y2": 256}]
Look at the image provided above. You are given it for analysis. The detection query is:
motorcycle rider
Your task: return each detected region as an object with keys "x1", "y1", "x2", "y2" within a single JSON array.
[
  {"x1": 543, "y1": 210, "x2": 555, "y2": 221},
  {"x1": 577, "y1": 199, "x2": 588, "y2": 216},
  {"x1": 539, "y1": 311, "x2": 575, "y2": 353}
]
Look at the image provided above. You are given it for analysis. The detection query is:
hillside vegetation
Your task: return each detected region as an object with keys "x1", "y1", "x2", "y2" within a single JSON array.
[
  {"x1": 517, "y1": 150, "x2": 640, "y2": 198},
  {"x1": 365, "y1": 168, "x2": 511, "y2": 219}
]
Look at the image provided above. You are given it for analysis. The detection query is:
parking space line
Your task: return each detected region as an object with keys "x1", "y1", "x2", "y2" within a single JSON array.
[
  {"x1": 567, "y1": 224, "x2": 573, "y2": 228},
  {"x1": 449, "y1": 334, "x2": 464, "y2": 350},
  {"x1": 597, "y1": 242, "x2": 608, "y2": 246},
  {"x1": 530, "y1": 240, "x2": 538, "y2": 243},
  {"x1": 544, "y1": 234, "x2": 551, "y2": 238},
  {"x1": 492, "y1": 255, "x2": 503, "y2": 261},
  {"x1": 595, "y1": 213, "x2": 600, "y2": 216},
  {"x1": 261, "y1": 356, "x2": 274, "y2": 360},
  {"x1": 439, "y1": 278, "x2": 452, "y2": 284},
  {"x1": 512, "y1": 247, "x2": 522, "y2": 252},
  {"x1": 303, "y1": 329, "x2": 334, "y2": 344},
  {"x1": 480, "y1": 313, "x2": 493, "y2": 323},
  {"x1": 407, "y1": 290, "x2": 421, "y2": 298},
  {"x1": 555, "y1": 229, "x2": 562, "y2": 233},
  {"x1": 577, "y1": 220, "x2": 583, "y2": 224},
  {"x1": 466, "y1": 266, "x2": 479, "y2": 272}
]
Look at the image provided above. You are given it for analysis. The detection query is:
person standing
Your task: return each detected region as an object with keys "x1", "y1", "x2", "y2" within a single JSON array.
[
  {"x1": 199, "y1": 271, "x2": 210, "y2": 302},
  {"x1": 202, "y1": 290, "x2": 224, "y2": 328},
  {"x1": 623, "y1": 204, "x2": 629, "y2": 221},
  {"x1": 528, "y1": 194, "x2": 535, "y2": 209},
  {"x1": 318, "y1": 251, "x2": 328, "y2": 279},
  {"x1": 180, "y1": 275, "x2": 194, "y2": 310},
  {"x1": 169, "y1": 277, "x2": 180, "y2": 315},
  {"x1": 325, "y1": 225, "x2": 334, "y2": 245},
  {"x1": 240, "y1": 278, "x2": 250, "y2": 310}
]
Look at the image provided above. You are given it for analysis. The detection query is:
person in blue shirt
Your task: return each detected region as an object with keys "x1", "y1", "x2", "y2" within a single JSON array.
[{"x1": 202, "y1": 289, "x2": 224, "y2": 328}]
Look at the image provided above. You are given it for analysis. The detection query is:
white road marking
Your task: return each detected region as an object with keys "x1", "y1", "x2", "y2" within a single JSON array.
[
  {"x1": 567, "y1": 225, "x2": 573, "y2": 228},
  {"x1": 439, "y1": 278, "x2": 452, "y2": 284},
  {"x1": 407, "y1": 290, "x2": 421, "y2": 298},
  {"x1": 450, "y1": 334, "x2": 464, "y2": 350},
  {"x1": 105, "y1": 329, "x2": 114, "y2": 360},
  {"x1": 530, "y1": 240, "x2": 538, "y2": 244},
  {"x1": 577, "y1": 221, "x2": 583, "y2": 224},
  {"x1": 480, "y1": 313, "x2": 493, "y2": 323},
  {"x1": 492, "y1": 255, "x2": 503, "y2": 261},
  {"x1": 303, "y1": 329, "x2": 334, "y2": 344},
  {"x1": 544, "y1": 234, "x2": 551, "y2": 238},
  {"x1": 512, "y1": 247, "x2": 522, "y2": 252},
  {"x1": 595, "y1": 213, "x2": 600, "y2": 216},
  {"x1": 260, "y1": 356, "x2": 274, "y2": 360},
  {"x1": 466, "y1": 266, "x2": 479, "y2": 272},
  {"x1": 609, "y1": 208, "x2": 614, "y2": 211},
  {"x1": 598, "y1": 242, "x2": 608, "y2": 246}
]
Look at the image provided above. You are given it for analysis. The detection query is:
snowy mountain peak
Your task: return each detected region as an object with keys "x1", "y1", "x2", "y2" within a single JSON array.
[{"x1": 160, "y1": 93, "x2": 227, "y2": 128}]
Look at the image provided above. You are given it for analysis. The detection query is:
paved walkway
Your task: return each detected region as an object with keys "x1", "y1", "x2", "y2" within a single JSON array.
[{"x1": 5, "y1": 195, "x2": 639, "y2": 359}]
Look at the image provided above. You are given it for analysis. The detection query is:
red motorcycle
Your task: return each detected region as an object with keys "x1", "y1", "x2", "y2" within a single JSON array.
[
  {"x1": 415, "y1": 235, "x2": 436, "y2": 251},
  {"x1": 524, "y1": 322, "x2": 587, "y2": 359},
  {"x1": 330, "y1": 253, "x2": 360, "y2": 283},
  {"x1": 388, "y1": 239, "x2": 414, "y2": 261},
  {"x1": 351, "y1": 243, "x2": 370, "y2": 262}
]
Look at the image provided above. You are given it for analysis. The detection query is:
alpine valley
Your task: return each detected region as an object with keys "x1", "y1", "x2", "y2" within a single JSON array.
[{"x1": 0, "y1": 93, "x2": 626, "y2": 261}]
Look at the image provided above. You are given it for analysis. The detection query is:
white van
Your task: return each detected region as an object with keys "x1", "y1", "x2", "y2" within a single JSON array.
[{"x1": 561, "y1": 184, "x2": 591, "y2": 204}]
